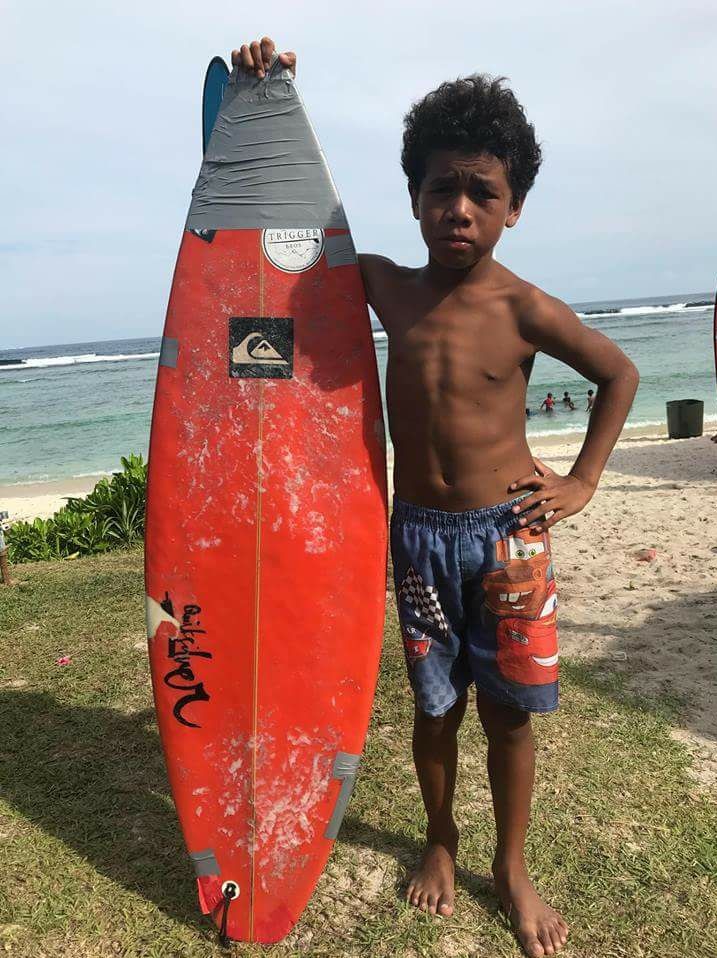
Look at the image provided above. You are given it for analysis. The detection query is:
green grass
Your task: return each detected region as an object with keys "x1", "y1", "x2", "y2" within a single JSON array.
[{"x1": 1, "y1": 549, "x2": 715, "y2": 957}]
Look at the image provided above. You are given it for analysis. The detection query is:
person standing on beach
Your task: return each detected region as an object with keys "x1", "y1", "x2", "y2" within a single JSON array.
[
  {"x1": 237, "y1": 39, "x2": 638, "y2": 958},
  {"x1": 586, "y1": 388, "x2": 595, "y2": 412}
]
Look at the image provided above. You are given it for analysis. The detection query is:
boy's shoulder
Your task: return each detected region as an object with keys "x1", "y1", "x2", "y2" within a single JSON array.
[
  {"x1": 497, "y1": 266, "x2": 579, "y2": 343},
  {"x1": 357, "y1": 253, "x2": 416, "y2": 316}
]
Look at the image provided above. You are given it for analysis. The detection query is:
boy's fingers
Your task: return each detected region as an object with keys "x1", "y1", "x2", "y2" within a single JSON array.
[
  {"x1": 250, "y1": 40, "x2": 264, "y2": 75},
  {"x1": 260, "y1": 36, "x2": 275, "y2": 69},
  {"x1": 512, "y1": 492, "x2": 550, "y2": 514},
  {"x1": 510, "y1": 474, "x2": 545, "y2": 492},
  {"x1": 239, "y1": 44, "x2": 254, "y2": 71},
  {"x1": 534, "y1": 510, "x2": 563, "y2": 532},
  {"x1": 518, "y1": 502, "x2": 555, "y2": 526},
  {"x1": 279, "y1": 50, "x2": 297, "y2": 74}
]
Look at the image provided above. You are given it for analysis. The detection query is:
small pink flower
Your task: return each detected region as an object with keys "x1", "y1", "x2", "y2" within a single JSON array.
[{"x1": 56, "y1": 655, "x2": 72, "y2": 666}]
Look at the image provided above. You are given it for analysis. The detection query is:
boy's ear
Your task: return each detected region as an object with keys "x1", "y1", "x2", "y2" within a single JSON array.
[
  {"x1": 408, "y1": 182, "x2": 420, "y2": 220},
  {"x1": 505, "y1": 197, "x2": 524, "y2": 228}
]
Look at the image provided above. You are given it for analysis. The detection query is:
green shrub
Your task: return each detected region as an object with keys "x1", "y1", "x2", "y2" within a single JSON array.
[{"x1": 6, "y1": 454, "x2": 147, "y2": 564}]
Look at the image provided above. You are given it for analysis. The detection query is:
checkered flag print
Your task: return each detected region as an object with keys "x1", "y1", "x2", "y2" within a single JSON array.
[{"x1": 399, "y1": 566, "x2": 449, "y2": 634}]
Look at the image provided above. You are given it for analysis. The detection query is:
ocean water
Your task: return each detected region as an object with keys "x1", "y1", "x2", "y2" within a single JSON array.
[{"x1": 0, "y1": 292, "x2": 714, "y2": 485}]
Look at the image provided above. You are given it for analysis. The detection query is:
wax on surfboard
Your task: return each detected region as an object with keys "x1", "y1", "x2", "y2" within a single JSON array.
[{"x1": 145, "y1": 53, "x2": 388, "y2": 944}]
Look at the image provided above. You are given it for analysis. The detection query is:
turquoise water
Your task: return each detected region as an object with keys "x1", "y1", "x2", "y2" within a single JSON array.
[{"x1": 0, "y1": 292, "x2": 714, "y2": 485}]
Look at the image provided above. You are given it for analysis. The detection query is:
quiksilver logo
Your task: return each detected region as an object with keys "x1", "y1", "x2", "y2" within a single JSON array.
[
  {"x1": 229, "y1": 316, "x2": 294, "y2": 380},
  {"x1": 232, "y1": 332, "x2": 288, "y2": 366}
]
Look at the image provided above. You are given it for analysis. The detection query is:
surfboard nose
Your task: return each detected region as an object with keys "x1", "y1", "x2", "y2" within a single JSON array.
[{"x1": 188, "y1": 55, "x2": 347, "y2": 233}]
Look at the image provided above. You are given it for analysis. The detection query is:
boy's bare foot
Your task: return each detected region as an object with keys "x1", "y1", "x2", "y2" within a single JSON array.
[
  {"x1": 492, "y1": 860, "x2": 568, "y2": 957},
  {"x1": 406, "y1": 826, "x2": 458, "y2": 916}
]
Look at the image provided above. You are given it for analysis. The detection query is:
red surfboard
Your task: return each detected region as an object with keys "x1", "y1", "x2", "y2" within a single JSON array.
[{"x1": 145, "y1": 56, "x2": 387, "y2": 943}]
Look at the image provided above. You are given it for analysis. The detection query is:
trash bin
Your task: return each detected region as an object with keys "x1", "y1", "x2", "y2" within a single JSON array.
[{"x1": 665, "y1": 399, "x2": 704, "y2": 439}]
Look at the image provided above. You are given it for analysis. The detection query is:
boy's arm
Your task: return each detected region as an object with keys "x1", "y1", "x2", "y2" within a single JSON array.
[
  {"x1": 511, "y1": 290, "x2": 639, "y2": 531},
  {"x1": 358, "y1": 255, "x2": 396, "y2": 318}
]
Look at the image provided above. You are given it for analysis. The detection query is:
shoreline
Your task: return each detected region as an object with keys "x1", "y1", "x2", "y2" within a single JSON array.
[
  {"x1": 2, "y1": 419, "x2": 716, "y2": 523},
  {"x1": 0, "y1": 475, "x2": 108, "y2": 523}
]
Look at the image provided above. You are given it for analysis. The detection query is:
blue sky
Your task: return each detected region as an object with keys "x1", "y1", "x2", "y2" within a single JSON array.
[{"x1": 2, "y1": 0, "x2": 715, "y2": 347}]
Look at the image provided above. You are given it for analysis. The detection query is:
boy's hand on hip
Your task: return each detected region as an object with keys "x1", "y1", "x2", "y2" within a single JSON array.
[
  {"x1": 509, "y1": 457, "x2": 595, "y2": 532},
  {"x1": 231, "y1": 37, "x2": 296, "y2": 79}
]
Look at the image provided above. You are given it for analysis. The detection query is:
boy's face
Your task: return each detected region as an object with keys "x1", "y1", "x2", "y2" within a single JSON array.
[{"x1": 410, "y1": 150, "x2": 523, "y2": 270}]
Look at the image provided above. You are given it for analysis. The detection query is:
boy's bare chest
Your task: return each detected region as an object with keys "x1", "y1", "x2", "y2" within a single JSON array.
[{"x1": 386, "y1": 305, "x2": 530, "y2": 391}]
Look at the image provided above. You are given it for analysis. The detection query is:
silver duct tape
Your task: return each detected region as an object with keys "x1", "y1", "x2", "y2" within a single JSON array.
[
  {"x1": 189, "y1": 848, "x2": 220, "y2": 877},
  {"x1": 324, "y1": 233, "x2": 357, "y2": 268},
  {"x1": 324, "y1": 751, "x2": 361, "y2": 840},
  {"x1": 187, "y1": 58, "x2": 348, "y2": 231},
  {"x1": 159, "y1": 336, "x2": 179, "y2": 368}
]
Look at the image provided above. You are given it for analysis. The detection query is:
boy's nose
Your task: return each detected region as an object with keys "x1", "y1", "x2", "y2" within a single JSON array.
[{"x1": 446, "y1": 196, "x2": 472, "y2": 224}]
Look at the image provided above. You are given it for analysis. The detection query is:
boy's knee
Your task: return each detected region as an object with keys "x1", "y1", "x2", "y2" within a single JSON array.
[
  {"x1": 414, "y1": 693, "x2": 467, "y2": 737},
  {"x1": 476, "y1": 695, "x2": 531, "y2": 743}
]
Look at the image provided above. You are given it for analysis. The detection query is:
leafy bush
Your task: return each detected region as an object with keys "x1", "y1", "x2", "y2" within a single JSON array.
[{"x1": 6, "y1": 454, "x2": 147, "y2": 564}]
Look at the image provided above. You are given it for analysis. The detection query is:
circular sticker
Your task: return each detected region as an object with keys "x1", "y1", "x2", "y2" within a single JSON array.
[{"x1": 261, "y1": 228, "x2": 325, "y2": 273}]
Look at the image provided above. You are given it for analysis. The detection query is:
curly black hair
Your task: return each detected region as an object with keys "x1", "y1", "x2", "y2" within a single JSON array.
[{"x1": 401, "y1": 74, "x2": 542, "y2": 206}]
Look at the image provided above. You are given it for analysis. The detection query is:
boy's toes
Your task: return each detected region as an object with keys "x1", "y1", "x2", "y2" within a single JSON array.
[
  {"x1": 522, "y1": 933, "x2": 545, "y2": 958},
  {"x1": 538, "y1": 927, "x2": 556, "y2": 954},
  {"x1": 551, "y1": 921, "x2": 567, "y2": 950},
  {"x1": 438, "y1": 899, "x2": 454, "y2": 917}
]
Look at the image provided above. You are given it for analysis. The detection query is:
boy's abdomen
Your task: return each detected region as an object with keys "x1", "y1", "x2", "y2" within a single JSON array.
[{"x1": 388, "y1": 378, "x2": 535, "y2": 511}]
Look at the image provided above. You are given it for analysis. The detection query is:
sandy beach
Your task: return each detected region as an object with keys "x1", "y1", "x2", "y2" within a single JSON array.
[
  {"x1": 0, "y1": 475, "x2": 108, "y2": 523},
  {"x1": 532, "y1": 427, "x2": 717, "y2": 787},
  {"x1": 2, "y1": 424, "x2": 716, "y2": 784}
]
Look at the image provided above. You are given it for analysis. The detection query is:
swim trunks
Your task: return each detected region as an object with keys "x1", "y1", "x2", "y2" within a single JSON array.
[{"x1": 390, "y1": 495, "x2": 559, "y2": 716}]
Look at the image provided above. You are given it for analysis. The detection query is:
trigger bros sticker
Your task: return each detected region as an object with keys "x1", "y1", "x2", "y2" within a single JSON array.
[{"x1": 261, "y1": 227, "x2": 324, "y2": 273}]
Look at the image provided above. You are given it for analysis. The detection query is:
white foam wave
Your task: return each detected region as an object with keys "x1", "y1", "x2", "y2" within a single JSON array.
[
  {"x1": 577, "y1": 302, "x2": 710, "y2": 320},
  {"x1": 527, "y1": 415, "x2": 717, "y2": 438},
  {"x1": 0, "y1": 351, "x2": 159, "y2": 372}
]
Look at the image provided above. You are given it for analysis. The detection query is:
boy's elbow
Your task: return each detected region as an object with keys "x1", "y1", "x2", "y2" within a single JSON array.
[
  {"x1": 624, "y1": 359, "x2": 640, "y2": 387},
  {"x1": 596, "y1": 358, "x2": 639, "y2": 392},
  {"x1": 618, "y1": 359, "x2": 640, "y2": 397}
]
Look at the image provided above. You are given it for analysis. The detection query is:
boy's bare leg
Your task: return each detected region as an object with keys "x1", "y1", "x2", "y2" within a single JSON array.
[
  {"x1": 407, "y1": 691, "x2": 467, "y2": 916},
  {"x1": 477, "y1": 694, "x2": 569, "y2": 957}
]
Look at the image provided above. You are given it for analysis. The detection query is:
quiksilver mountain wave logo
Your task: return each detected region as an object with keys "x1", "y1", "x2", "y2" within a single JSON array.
[
  {"x1": 233, "y1": 332, "x2": 288, "y2": 366},
  {"x1": 229, "y1": 317, "x2": 293, "y2": 379}
]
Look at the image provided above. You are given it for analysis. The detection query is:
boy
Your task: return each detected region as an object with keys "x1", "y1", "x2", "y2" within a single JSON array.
[
  {"x1": 586, "y1": 388, "x2": 596, "y2": 411},
  {"x1": 236, "y1": 39, "x2": 638, "y2": 958},
  {"x1": 540, "y1": 392, "x2": 555, "y2": 412}
]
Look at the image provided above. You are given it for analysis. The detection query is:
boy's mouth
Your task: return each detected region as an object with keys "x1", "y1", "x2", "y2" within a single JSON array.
[{"x1": 439, "y1": 234, "x2": 473, "y2": 248}]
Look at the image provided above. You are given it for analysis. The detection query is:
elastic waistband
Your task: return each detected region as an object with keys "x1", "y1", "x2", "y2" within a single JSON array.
[{"x1": 391, "y1": 494, "x2": 527, "y2": 533}]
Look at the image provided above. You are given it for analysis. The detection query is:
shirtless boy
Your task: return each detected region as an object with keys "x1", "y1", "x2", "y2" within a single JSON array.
[{"x1": 236, "y1": 38, "x2": 639, "y2": 958}]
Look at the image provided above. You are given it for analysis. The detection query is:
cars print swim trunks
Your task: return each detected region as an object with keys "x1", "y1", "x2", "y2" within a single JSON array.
[{"x1": 390, "y1": 495, "x2": 559, "y2": 716}]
